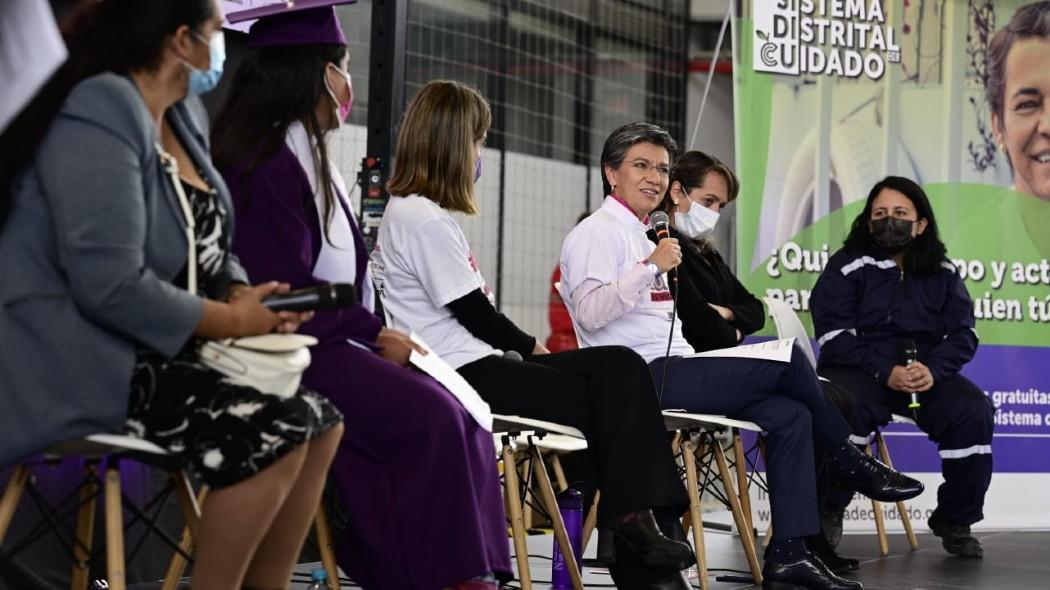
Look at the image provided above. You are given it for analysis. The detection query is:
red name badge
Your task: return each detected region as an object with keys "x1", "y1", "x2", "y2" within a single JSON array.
[{"x1": 650, "y1": 290, "x2": 672, "y2": 302}]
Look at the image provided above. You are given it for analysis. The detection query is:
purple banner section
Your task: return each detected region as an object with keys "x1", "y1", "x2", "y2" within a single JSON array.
[
  {"x1": 738, "y1": 339, "x2": 1050, "y2": 474},
  {"x1": 886, "y1": 343, "x2": 1050, "y2": 473}
]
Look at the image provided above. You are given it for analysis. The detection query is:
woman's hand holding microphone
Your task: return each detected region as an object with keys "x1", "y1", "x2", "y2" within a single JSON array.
[
  {"x1": 648, "y1": 238, "x2": 682, "y2": 274},
  {"x1": 198, "y1": 282, "x2": 315, "y2": 340}
]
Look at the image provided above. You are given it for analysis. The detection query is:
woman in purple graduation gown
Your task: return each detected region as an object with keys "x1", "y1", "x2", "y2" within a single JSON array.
[{"x1": 211, "y1": 6, "x2": 510, "y2": 590}]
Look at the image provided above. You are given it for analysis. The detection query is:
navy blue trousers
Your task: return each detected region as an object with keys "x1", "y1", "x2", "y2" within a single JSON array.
[
  {"x1": 819, "y1": 365, "x2": 995, "y2": 526},
  {"x1": 649, "y1": 344, "x2": 851, "y2": 540}
]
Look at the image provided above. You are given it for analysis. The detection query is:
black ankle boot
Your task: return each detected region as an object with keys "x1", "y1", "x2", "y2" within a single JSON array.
[
  {"x1": 762, "y1": 552, "x2": 862, "y2": 590},
  {"x1": 806, "y1": 534, "x2": 860, "y2": 574},
  {"x1": 928, "y1": 510, "x2": 983, "y2": 558},
  {"x1": 826, "y1": 442, "x2": 924, "y2": 502},
  {"x1": 607, "y1": 529, "x2": 693, "y2": 590},
  {"x1": 601, "y1": 509, "x2": 695, "y2": 569}
]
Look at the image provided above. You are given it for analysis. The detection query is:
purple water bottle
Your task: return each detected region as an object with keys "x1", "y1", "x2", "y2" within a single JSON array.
[{"x1": 551, "y1": 488, "x2": 584, "y2": 589}]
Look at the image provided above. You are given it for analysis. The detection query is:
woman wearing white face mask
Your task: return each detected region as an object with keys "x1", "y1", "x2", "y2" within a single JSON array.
[
  {"x1": 648, "y1": 150, "x2": 764, "y2": 351},
  {"x1": 652, "y1": 152, "x2": 871, "y2": 572}
]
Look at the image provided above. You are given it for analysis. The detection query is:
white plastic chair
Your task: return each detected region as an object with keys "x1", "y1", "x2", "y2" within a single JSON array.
[
  {"x1": 764, "y1": 296, "x2": 817, "y2": 368},
  {"x1": 492, "y1": 415, "x2": 585, "y2": 590}
]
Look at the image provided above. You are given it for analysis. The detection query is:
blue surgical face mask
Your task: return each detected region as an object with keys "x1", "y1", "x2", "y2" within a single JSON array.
[
  {"x1": 181, "y1": 30, "x2": 225, "y2": 97},
  {"x1": 474, "y1": 153, "x2": 482, "y2": 183}
]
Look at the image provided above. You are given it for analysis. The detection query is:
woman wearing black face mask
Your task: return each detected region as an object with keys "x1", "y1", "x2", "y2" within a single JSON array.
[{"x1": 811, "y1": 176, "x2": 995, "y2": 560}]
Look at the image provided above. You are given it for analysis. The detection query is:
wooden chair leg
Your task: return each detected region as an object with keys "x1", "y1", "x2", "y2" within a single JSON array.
[
  {"x1": 104, "y1": 465, "x2": 126, "y2": 590},
  {"x1": 502, "y1": 443, "x2": 532, "y2": 590},
  {"x1": 550, "y1": 453, "x2": 569, "y2": 492},
  {"x1": 711, "y1": 436, "x2": 763, "y2": 584},
  {"x1": 521, "y1": 454, "x2": 534, "y2": 530},
  {"x1": 70, "y1": 463, "x2": 100, "y2": 590},
  {"x1": 732, "y1": 429, "x2": 754, "y2": 535},
  {"x1": 581, "y1": 490, "x2": 600, "y2": 553},
  {"x1": 530, "y1": 445, "x2": 583, "y2": 590},
  {"x1": 680, "y1": 509, "x2": 692, "y2": 538},
  {"x1": 0, "y1": 465, "x2": 29, "y2": 543},
  {"x1": 314, "y1": 501, "x2": 342, "y2": 590},
  {"x1": 681, "y1": 436, "x2": 709, "y2": 590},
  {"x1": 162, "y1": 483, "x2": 207, "y2": 590},
  {"x1": 875, "y1": 432, "x2": 919, "y2": 550},
  {"x1": 865, "y1": 444, "x2": 889, "y2": 556}
]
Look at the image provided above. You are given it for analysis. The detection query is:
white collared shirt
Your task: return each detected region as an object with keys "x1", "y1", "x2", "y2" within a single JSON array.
[{"x1": 559, "y1": 196, "x2": 694, "y2": 362}]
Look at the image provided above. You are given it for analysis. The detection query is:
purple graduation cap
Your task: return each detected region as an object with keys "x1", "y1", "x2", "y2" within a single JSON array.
[{"x1": 225, "y1": 0, "x2": 357, "y2": 48}]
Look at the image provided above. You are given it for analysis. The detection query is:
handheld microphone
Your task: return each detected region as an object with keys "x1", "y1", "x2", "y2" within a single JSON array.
[
  {"x1": 648, "y1": 210, "x2": 677, "y2": 403},
  {"x1": 900, "y1": 338, "x2": 920, "y2": 414},
  {"x1": 650, "y1": 210, "x2": 671, "y2": 240},
  {"x1": 262, "y1": 283, "x2": 357, "y2": 312},
  {"x1": 649, "y1": 211, "x2": 675, "y2": 280}
]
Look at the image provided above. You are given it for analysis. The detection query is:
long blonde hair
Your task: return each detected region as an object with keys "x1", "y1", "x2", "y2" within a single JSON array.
[{"x1": 387, "y1": 80, "x2": 491, "y2": 214}]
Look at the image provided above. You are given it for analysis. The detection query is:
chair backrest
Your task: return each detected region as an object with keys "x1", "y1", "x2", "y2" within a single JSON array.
[{"x1": 763, "y1": 297, "x2": 818, "y2": 369}]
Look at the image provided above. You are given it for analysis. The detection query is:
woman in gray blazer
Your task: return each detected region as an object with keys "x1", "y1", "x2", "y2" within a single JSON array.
[{"x1": 0, "y1": 1, "x2": 343, "y2": 587}]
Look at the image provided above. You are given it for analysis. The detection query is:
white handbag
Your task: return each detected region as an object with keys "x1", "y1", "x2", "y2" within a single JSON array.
[
  {"x1": 198, "y1": 334, "x2": 315, "y2": 399},
  {"x1": 159, "y1": 144, "x2": 316, "y2": 399}
]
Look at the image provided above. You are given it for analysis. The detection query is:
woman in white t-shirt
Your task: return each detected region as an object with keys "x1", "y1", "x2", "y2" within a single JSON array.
[{"x1": 372, "y1": 80, "x2": 694, "y2": 588}]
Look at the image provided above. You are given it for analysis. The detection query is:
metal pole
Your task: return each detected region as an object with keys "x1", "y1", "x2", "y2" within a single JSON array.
[
  {"x1": 941, "y1": 0, "x2": 967, "y2": 185},
  {"x1": 494, "y1": 0, "x2": 510, "y2": 310},
  {"x1": 360, "y1": 0, "x2": 408, "y2": 250},
  {"x1": 814, "y1": 74, "x2": 833, "y2": 222},
  {"x1": 881, "y1": 0, "x2": 902, "y2": 177}
]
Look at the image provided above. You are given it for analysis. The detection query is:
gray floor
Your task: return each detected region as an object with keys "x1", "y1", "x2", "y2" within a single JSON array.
[
  {"x1": 132, "y1": 527, "x2": 1050, "y2": 589},
  {"x1": 514, "y1": 527, "x2": 1050, "y2": 590}
]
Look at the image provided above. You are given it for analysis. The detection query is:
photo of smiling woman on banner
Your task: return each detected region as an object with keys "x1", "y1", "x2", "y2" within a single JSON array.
[{"x1": 982, "y1": 1, "x2": 1050, "y2": 257}]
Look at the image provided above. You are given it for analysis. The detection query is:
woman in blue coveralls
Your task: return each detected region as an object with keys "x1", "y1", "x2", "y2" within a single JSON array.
[{"x1": 811, "y1": 176, "x2": 995, "y2": 559}]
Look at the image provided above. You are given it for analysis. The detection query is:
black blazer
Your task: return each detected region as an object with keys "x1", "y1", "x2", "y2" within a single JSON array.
[{"x1": 648, "y1": 226, "x2": 765, "y2": 351}]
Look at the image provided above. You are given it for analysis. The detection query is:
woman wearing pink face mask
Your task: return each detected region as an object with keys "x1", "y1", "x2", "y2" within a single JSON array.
[{"x1": 213, "y1": 6, "x2": 512, "y2": 590}]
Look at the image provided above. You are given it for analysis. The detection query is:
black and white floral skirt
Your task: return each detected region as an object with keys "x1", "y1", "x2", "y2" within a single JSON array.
[{"x1": 124, "y1": 348, "x2": 343, "y2": 488}]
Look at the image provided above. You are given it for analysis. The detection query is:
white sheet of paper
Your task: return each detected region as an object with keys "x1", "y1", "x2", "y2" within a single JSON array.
[
  {"x1": 684, "y1": 337, "x2": 796, "y2": 363},
  {"x1": 408, "y1": 334, "x2": 493, "y2": 432},
  {"x1": 0, "y1": 1, "x2": 67, "y2": 132}
]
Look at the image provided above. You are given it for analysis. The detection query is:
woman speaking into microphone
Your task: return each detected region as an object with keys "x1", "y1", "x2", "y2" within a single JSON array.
[
  {"x1": 559, "y1": 123, "x2": 924, "y2": 590},
  {"x1": 371, "y1": 79, "x2": 697, "y2": 589}
]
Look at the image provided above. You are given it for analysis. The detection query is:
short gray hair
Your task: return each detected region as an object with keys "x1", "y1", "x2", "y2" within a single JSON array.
[{"x1": 599, "y1": 122, "x2": 679, "y2": 196}]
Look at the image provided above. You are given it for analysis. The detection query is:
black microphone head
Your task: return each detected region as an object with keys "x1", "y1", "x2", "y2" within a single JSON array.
[
  {"x1": 899, "y1": 338, "x2": 918, "y2": 362},
  {"x1": 649, "y1": 211, "x2": 670, "y2": 236},
  {"x1": 319, "y1": 283, "x2": 357, "y2": 309}
]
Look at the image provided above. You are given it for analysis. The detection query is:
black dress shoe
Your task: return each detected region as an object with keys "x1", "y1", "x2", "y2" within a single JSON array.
[
  {"x1": 762, "y1": 553, "x2": 862, "y2": 590},
  {"x1": 601, "y1": 509, "x2": 695, "y2": 569},
  {"x1": 805, "y1": 535, "x2": 859, "y2": 574},
  {"x1": 826, "y1": 443, "x2": 924, "y2": 503},
  {"x1": 928, "y1": 510, "x2": 983, "y2": 558}
]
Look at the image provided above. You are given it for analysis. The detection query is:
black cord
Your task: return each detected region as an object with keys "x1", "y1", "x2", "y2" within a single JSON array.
[{"x1": 657, "y1": 269, "x2": 679, "y2": 403}]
